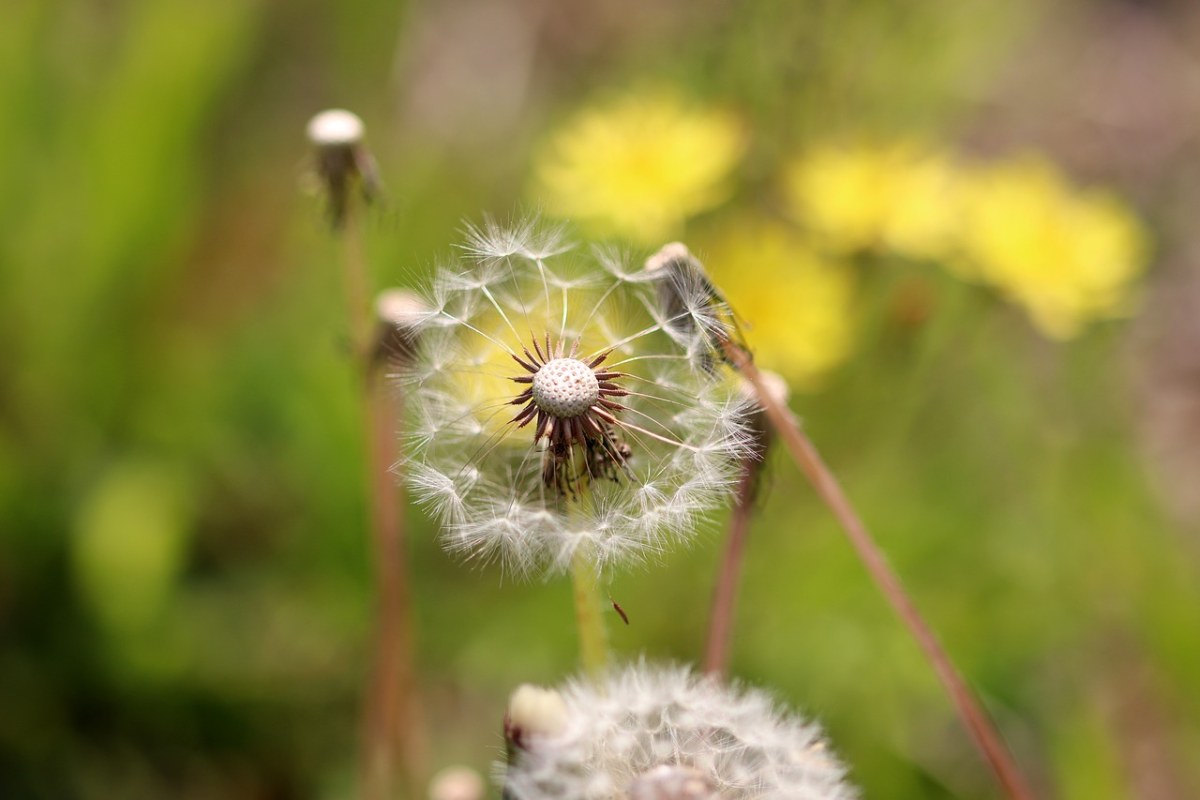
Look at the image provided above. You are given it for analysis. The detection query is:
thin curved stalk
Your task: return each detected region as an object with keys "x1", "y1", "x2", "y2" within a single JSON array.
[
  {"x1": 723, "y1": 340, "x2": 1035, "y2": 800},
  {"x1": 704, "y1": 457, "x2": 759, "y2": 680}
]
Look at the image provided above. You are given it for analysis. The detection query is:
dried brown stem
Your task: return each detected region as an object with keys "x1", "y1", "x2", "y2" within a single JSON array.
[
  {"x1": 342, "y1": 211, "x2": 372, "y2": 364},
  {"x1": 364, "y1": 374, "x2": 426, "y2": 800},
  {"x1": 341, "y1": 203, "x2": 425, "y2": 800},
  {"x1": 704, "y1": 457, "x2": 759, "y2": 680},
  {"x1": 723, "y1": 341, "x2": 1035, "y2": 800}
]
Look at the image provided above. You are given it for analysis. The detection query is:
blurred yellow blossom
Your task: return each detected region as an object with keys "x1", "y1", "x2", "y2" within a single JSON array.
[
  {"x1": 701, "y1": 219, "x2": 856, "y2": 388},
  {"x1": 532, "y1": 89, "x2": 744, "y2": 244},
  {"x1": 785, "y1": 140, "x2": 1150, "y2": 339},
  {"x1": 783, "y1": 142, "x2": 961, "y2": 259},
  {"x1": 959, "y1": 157, "x2": 1148, "y2": 339}
]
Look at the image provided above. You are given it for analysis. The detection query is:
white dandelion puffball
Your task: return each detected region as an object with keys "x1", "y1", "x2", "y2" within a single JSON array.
[
  {"x1": 502, "y1": 662, "x2": 856, "y2": 800},
  {"x1": 400, "y1": 218, "x2": 753, "y2": 577}
]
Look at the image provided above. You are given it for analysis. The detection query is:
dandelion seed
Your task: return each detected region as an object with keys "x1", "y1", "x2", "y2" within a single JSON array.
[
  {"x1": 628, "y1": 765, "x2": 719, "y2": 800},
  {"x1": 500, "y1": 662, "x2": 856, "y2": 800},
  {"x1": 644, "y1": 241, "x2": 744, "y2": 373},
  {"x1": 400, "y1": 219, "x2": 752, "y2": 577}
]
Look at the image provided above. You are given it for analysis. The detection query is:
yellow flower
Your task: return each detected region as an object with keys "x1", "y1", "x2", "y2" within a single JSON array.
[
  {"x1": 783, "y1": 142, "x2": 962, "y2": 260},
  {"x1": 785, "y1": 141, "x2": 1150, "y2": 339},
  {"x1": 959, "y1": 157, "x2": 1148, "y2": 339},
  {"x1": 700, "y1": 218, "x2": 856, "y2": 388},
  {"x1": 531, "y1": 90, "x2": 744, "y2": 244}
]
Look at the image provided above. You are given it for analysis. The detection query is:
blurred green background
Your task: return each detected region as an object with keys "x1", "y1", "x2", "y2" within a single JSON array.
[{"x1": 4, "y1": 0, "x2": 1200, "y2": 797}]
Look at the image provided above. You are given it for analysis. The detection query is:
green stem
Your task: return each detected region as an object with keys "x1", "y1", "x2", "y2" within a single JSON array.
[{"x1": 570, "y1": 546, "x2": 608, "y2": 678}]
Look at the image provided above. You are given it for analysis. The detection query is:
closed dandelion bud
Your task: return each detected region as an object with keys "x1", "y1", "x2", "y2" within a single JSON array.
[
  {"x1": 505, "y1": 684, "x2": 569, "y2": 753},
  {"x1": 307, "y1": 107, "x2": 365, "y2": 148},
  {"x1": 501, "y1": 662, "x2": 856, "y2": 800},
  {"x1": 739, "y1": 369, "x2": 790, "y2": 457},
  {"x1": 429, "y1": 766, "x2": 486, "y2": 800},
  {"x1": 306, "y1": 108, "x2": 382, "y2": 229},
  {"x1": 374, "y1": 288, "x2": 429, "y2": 368},
  {"x1": 730, "y1": 370, "x2": 789, "y2": 503},
  {"x1": 627, "y1": 765, "x2": 719, "y2": 800},
  {"x1": 401, "y1": 218, "x2": 754, "y2": 577}
]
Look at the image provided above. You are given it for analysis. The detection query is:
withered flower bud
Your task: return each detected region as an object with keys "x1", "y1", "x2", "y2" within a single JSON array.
[{"x1": 306, "y1": 108, "x2": 382, "y2": 229}]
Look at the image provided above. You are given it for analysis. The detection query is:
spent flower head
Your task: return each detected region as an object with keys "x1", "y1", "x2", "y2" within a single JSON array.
[
  {"x1": 531, "y1": 89, "x2": 744, "y2": 244},
  {"x1": 501, "y1": 662, "x2": 856, "y2": 800},
  {"x1": 306, "y1": 108, "x2": 382, "y2": 229},
  {"x1": 400, "y1": 218, "x2": 753, "y2": 577}
]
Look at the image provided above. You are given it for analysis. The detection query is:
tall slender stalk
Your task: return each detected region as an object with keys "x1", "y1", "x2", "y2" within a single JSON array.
[
  {"x1": 340, "y1": 197, "x2": 424, "y2": 800},
  {"x1": 341, "y1": 209, "x2": 371, "y2": 363},
  {"x1": 722, "y1": 340, "x2": 1035, "y2": 800},
  {"x1": 704, "y1": 456, "x2": 760, "y2": 680}
]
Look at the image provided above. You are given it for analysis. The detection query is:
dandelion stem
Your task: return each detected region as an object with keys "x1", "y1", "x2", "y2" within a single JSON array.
[
  {"x1": 704, "y1": 455, "x2": 759, "y2": 680},
  {"x1": 342, "y1": 205, "x2": 372, "y2": 364},
  {"x1": 570, "y1": 546, "x2": 609, "y2": 678},
  {"x1": 722, "y1": 340, "x2": 1035, "y2": 800},
  {"x1": 340, "y1": 196, "x2": 425, "y2": 800}
]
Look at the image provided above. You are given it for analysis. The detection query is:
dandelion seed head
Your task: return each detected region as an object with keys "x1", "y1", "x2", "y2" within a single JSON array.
[
  {"x1": 501, "y1": 662, "x2": 856, "y2": 800},
  {"x1": 401, "y1": 219, "x2": 751, "y2": 577}
]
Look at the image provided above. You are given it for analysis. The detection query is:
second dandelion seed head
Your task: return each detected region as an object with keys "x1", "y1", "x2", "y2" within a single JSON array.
[{"x1": 500, "y1": 663, "x2": 856, "y2": 800}]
